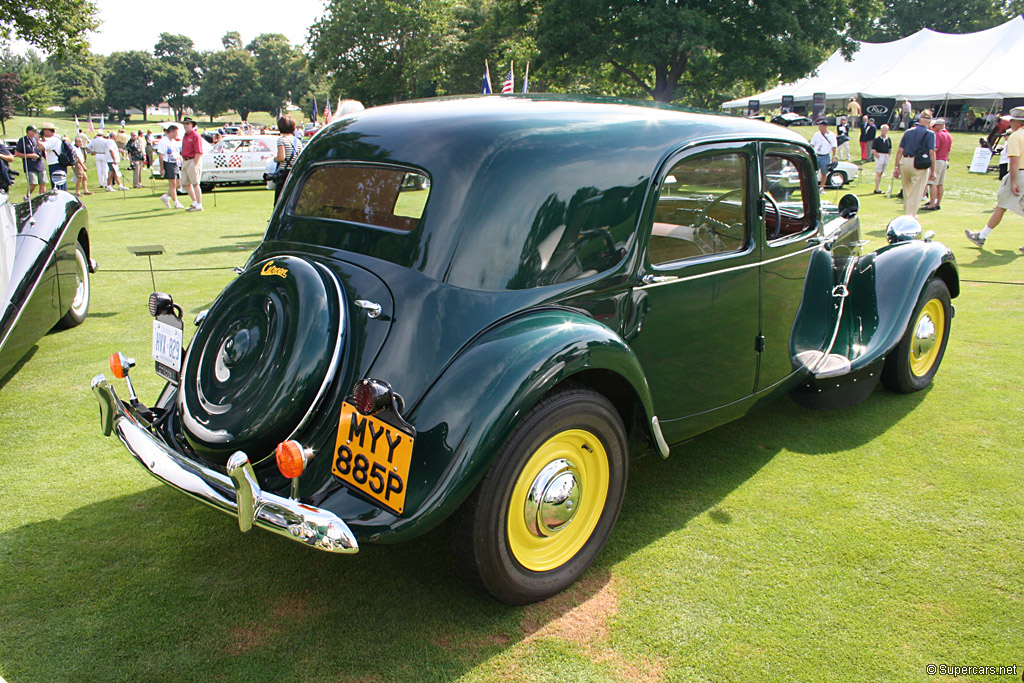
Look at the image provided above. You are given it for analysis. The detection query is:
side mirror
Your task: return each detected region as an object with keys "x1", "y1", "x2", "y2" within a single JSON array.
[{"x1": 837, "y1": 193, "x2": 859, "y2": 219}]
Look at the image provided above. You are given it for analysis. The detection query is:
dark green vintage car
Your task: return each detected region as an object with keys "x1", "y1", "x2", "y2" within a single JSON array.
[{"x1": 92, "y1": 97, "x2": 958, "y2": 604}]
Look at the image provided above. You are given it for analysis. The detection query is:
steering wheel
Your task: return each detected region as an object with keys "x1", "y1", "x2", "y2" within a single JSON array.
[
  {"x1": 763, "y1": 191, "x2": 782, "y2": 240},
  {"x1": 695, "y1": 189, "x2": 745, "y2": 245}
]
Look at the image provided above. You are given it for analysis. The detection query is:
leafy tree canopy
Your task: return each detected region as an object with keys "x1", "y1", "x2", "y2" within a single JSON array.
[
  {"x1": 222, "y1": 31, "x2": 243, "y2": 50},
  {"x1": 195, "y1": 49, "x2": 263, "y2": 121},
  {"x1": 104, "y1": 51, "x2": 159, "y2": 120},
  {"x1": 56, "y1": 62, "x2": 105, "y2": 116},
  {"x1": 0, "y1": 0, "x2": 99, "y2": 58},
  {"x1": 855, "y1": 0, "x2": 1022, "y2": 40},
  {"x1": 535, "y1": 0, "x2": 879, "y2": 103},
  {"x1": 0, "y1": 72, "x2": 21, "y2": 135}
]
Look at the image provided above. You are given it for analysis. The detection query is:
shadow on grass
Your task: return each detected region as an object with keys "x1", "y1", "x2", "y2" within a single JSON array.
[
  {"x1": 0, "y1": 386, "x2": 924, "y2": 682},
  {"x1": 177, "y1": 241, "x2": 262, "y2": 257},
  {"x1": 957, "y1": 248, "x2": 1020, "y2": 269},
  {"x1": 0, "y1": 345, "x2": 37, "y2": 390}
]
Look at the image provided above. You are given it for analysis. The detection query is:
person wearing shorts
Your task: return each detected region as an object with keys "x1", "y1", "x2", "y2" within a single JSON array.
[
  {"x1": 810, "y1": 119, "x2": 837, "y2": 190},
  {"x1": 156, "y1": 126, "x2": 184, "y2": 209},
  {"x1": 14, "y1": 125, "x2": 46, "y2": 198},
  {"x1": 965, "y1": 107, "x2": 1024, "y2": 251},
  {"x1": 872, "y1": 124, "x2": 892, "y2": 193},
  {"x1": 923, "y1": 118, "x2": 952, "y2": 211},
  {"x1": 180, "y1": 117, "x2": 204, "y2": 212}
]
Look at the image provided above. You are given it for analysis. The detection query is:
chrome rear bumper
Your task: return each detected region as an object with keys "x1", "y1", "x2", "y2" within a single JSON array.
[{"x1": 91, "y1": 374, "x2": 359, "y2": 554}]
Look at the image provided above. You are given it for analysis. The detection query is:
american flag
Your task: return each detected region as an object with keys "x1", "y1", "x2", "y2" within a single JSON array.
[
  {"x1": 312, "y1": 96, "x2": 318, "y2": 123},
  {"x1": 501, "y1": 62, "x2": 514, "y2": 93}
]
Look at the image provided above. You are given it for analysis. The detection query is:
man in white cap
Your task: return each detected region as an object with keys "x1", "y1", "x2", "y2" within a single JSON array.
[{"x1": 966, "y1": 106, "x2": 1024, "y2": 251}]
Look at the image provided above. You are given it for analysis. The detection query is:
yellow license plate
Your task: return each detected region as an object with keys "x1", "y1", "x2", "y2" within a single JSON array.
[{"x1": 332, "y1": 402, "x2": 414, "y2": 514}]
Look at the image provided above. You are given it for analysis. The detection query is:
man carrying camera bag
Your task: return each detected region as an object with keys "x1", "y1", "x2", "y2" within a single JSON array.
[{"x1": 892, "y1": 110, "x2": 936, "y2": 218}]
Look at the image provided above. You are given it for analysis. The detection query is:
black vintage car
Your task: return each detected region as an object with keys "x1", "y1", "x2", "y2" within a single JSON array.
[
  {"x1": 93, "y1": 97, "x2": 957, "y2": 604},
  {"x1": 1, "y1": 191, "x2": 93, "y2": 381}
]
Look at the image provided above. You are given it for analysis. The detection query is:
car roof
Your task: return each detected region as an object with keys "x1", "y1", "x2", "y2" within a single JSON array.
[{"x1": 286, "y1": 95, "x2": 811, "y2": 290}]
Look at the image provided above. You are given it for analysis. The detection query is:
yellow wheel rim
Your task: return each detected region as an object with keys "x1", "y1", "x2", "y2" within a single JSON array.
[
  {"x1": 507, "y1": 429, "x2": 609, "y2": 572},
  {"x1": 909, "y1": 298, "x2": 945, "y2": 377}
]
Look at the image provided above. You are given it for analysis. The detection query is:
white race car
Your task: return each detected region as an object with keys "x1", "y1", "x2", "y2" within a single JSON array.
[{"x1": 199, "y1": 135, "x2": 279, "y2": 192}]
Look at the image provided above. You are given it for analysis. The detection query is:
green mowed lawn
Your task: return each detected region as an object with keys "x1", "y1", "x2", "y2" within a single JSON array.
[{"x1": 0, "y1": 129, "x2": 1021, "y2": 682}]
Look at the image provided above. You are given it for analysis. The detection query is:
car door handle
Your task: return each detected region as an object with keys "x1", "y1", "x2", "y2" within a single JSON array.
[{"x1": 641, "y1": 274, "x2": 677, "y2": 285}]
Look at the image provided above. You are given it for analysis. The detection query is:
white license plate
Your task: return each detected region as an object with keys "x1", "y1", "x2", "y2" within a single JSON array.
[{"x1": 152, "y1": 319, "x2": 183, "y2": 372}]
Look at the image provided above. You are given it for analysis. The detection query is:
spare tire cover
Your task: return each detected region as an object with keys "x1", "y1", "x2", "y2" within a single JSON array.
[{"x1": 179, "y1": 255, "x2": 343, "y2": 461}]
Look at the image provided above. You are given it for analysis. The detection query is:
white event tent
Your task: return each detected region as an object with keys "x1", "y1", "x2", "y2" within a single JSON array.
[{"x1": 722, "y1": 16, "x2": 1024, "y2": 110}]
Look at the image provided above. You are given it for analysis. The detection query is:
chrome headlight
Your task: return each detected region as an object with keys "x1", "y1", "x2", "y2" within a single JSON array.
[{"x1": 886, "y1": 216, "x2": 922, "y2": 244}]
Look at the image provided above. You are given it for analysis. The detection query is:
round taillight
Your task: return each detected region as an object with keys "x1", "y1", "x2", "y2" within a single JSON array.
[
  {"x1": 109, "y1": 352, "x2": 126, "y2": 379},
  {"x1": 276, "y1": 440, "x2": 309, "y2": 479},
  {"x1": 352, "y1": 381, "x2": 376, "y2": 414}
]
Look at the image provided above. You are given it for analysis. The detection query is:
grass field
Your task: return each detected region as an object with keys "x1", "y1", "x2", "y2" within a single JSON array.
[{"x1": 0, "y1": 126, "x2": 1021, "y2": 683}]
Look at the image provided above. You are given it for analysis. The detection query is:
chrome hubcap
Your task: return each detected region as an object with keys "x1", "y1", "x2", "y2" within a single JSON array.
[
  {"x1": 523, "y1": 459, "x2": 582, "y2": 538},
  {"x1": 912, "y1": 313, "x2": 937, "y2": 357},
  {"x1": 71, "y1": 251, "x2": 88, "y2": 314}
]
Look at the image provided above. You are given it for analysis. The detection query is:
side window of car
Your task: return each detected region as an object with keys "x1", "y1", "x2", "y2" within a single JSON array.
[
  {"x1": 649, "y1": 152, "x2": 748, "y2": 267},
  {"x1": 252, "y1": 141, "x2": 271, "y2": 153},
  {"x1": 764, "y1": 153, "x2": 815, "y2": 241}
]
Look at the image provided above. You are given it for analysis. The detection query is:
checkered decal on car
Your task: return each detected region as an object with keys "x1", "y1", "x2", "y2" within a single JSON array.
[{"x1": 212, "y1": 154, "x2": 243, "y2": 168}]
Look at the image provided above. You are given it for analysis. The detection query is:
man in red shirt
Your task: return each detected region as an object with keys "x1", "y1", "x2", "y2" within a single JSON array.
[
  {"x1": 923, "y1": 118, "x2": 952, "y2": 211},
  {"x1": 180, "y1": 117, "x2": 204, "y2": 212}
]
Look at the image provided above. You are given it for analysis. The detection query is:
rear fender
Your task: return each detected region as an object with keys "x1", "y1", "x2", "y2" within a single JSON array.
[
  {"x1": 840, "y1": 240, "x2": 957, "y2": 371},
  {"x1": 379, "y1": 308, "x2": 658, "y2": 543}
]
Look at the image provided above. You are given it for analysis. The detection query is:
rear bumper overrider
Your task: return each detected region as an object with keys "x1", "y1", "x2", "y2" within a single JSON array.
[{"x1": 90, "y1": 374, "x2": 359, "y2": 554}]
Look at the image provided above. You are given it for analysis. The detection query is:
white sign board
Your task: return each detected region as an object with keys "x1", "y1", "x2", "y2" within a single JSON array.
[{"x1": 969, "y1": 147, "x2": 993, "y2": 173}]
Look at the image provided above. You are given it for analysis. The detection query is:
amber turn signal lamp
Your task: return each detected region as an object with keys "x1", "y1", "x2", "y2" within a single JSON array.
[
  {"x1": 109, "y1": 352, "x2": 133, "y2": 379},
  {"x1": 276, "y1": 440, "x2": 312, "y2": 479}
]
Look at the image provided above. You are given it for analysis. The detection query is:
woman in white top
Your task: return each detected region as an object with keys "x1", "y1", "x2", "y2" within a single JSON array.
[{"x1": 156, "y1": 126, "x2": 184, "y2": 209}]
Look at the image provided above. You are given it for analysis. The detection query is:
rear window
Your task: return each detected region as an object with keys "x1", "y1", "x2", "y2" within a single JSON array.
[{"x1": 292, "y1": 164, "x2": 430, "y2": 232}]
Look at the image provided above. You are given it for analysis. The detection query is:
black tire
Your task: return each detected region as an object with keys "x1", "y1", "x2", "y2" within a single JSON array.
[
  {"x1": 56, "y1": 242, "x2": 90, "y2": 329},
  {"x1": 827, "y1": 170, "x2": 846, "y2": 188},
  {"x1": 449, "y1": 384, "x2": 628, "y2": 604},
  {"x1": 881, "y1": 278, "x2": 951, "y2": 393}
]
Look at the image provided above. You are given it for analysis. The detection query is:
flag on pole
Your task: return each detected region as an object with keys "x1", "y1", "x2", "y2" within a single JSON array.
[
  {"x1": 501, "y1": 61, "x2": 514, "y2": 93},
  {"x1": 74, "y1": 114, "x2": 80, "y2": 132},
  {"x1": 522, "y1": 62, "x2": 530, "y2": 94},
  {"x1": 325, "y1": 100, "x2": 333, "y2": 125},
  {"x1": 88, "y1": 115, "x2": 94, "y2": 133},
  {"x1": 99, "y1": 114, "x2": 104, "y2": 130},
  {"x1": 312, "y1": 96, "x2": 318, "y2": 124},
  {"x1": 482, "y1": 60, "x2": 492, "y2": 94}
]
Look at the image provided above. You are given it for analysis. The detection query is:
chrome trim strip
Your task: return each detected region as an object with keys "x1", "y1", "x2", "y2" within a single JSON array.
[
  {"x1": 287, "y1": 262, "x2": 346, "y2": 441},
  {"x1": 637, "y1": 245, "x2": 817, "y2": 290},
  {"x1": 91, "y1": 375, "x2": 359, "y2": 554},
  {"x1": 651, "y1": 416, "x2": 670, "y2": 459}
]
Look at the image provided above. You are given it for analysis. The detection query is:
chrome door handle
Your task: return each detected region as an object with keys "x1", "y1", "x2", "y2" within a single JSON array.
[
  {"x1": 354, "y1": 299, "x2": 382, "y2": 318},
  {"x1": 641, "y1": 274, "x2": 677, "y2": 285}
]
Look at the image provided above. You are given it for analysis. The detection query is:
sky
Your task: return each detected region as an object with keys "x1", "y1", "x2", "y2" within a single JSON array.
[{"x1": 86, "y1": 0, "x2": 328, "y2": 55}]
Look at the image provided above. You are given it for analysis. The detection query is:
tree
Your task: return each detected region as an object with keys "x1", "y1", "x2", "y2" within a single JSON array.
[
  {"x1": 195, "y1": 49, "x2": 262, "y2": 121},
  {"x1": 104, "y1": 51, "x2": 159, "y2": 120},
  {"x1": 153, "y1": 33, "x2": 202, "y2": 120},
  {"x1": 308, "y1": 0, "x2": 453, "y2": 105},
  {"x1": 855, "y1": 0, "x2": 1020, "y2": 40},
  {"x1": 222, "y1": 31, "x2": 243, "y2": 50},
  {"x1": 535, "y1": 0, "x2": 879, "y2": 103},
  {"x1": 0, "y1": 0, "x2": 99, "y2": 58},
  {"x1": 0, "y1": 72, "x2": 20, "y2": 135},
  {"x1": 247, "y1": 33, "x2": 310, "y2": 113},
  {"x1": 15, "y1": 69, "x2": 52, "y2": 116},
  {"x1": 56, "y1": 62, "x2": 105, "y2": 116}
]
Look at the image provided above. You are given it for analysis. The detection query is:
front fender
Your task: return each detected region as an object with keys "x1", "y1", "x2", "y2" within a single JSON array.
[
  {"x1": 841, "y1": 239, "x2": 958, "y2": 371},
  {"x1": 371, "y1": 308, "x2": 657, "y2": 544}
]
